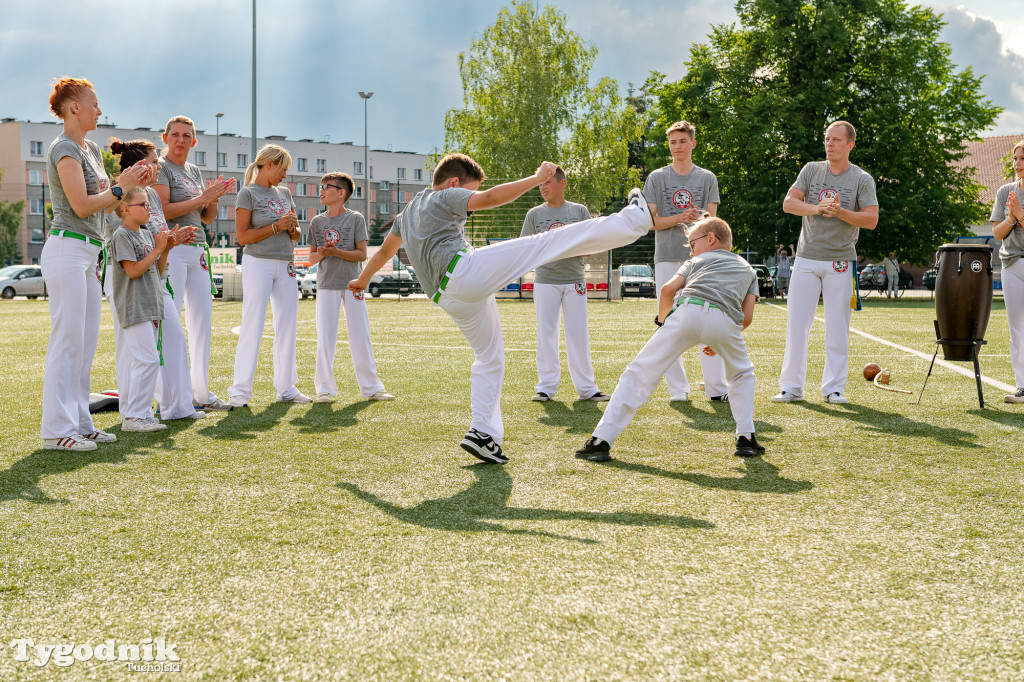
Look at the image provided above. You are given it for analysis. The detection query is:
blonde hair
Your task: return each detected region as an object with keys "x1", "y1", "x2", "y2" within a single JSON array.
[
  {"x1": 666, "y1": 120, "x2": 696, "y2": 139},
  {"x1": 163, "y1": 115, "x2": 196, "y2": 137},
  {"x1": 1013, "y1": 140, "x2": 1024, "y2": 156},
  {"x1": 115, "y1": 187, "x2": 146, "y2": 218},
  {"x1": 244, "y1": 144, "x2": 292, "y2": 185},
  {"x1": 827, "y1": 120, "x2": 856, "y2": 142},
  {"x1": 48, "y1": 76, "x2": 94, "y2": 119},
  {"x1": 687, "y1": 216, "x2": 732, "y2": 250}
]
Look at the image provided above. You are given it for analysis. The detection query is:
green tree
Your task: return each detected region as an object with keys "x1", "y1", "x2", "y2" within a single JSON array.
[
  {"x1": 443, "y1": 1, "x2": 640, "y2": 236},
  {"x1": 657, "y1": 0, "x2": 1000, "y2": 263},
  {"x1": 102, "y1": 148, "x2": 120, "y2": 181},
  {"x1": 0, "y1": 170, "x2": 26, "y2": 265}
]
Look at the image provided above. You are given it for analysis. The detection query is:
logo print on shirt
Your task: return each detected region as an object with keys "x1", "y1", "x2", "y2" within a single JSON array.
[
  {"x1": 575, "y1": 283, "x2": 587, "y2": 296},
  {"x1": 200, "y1": 253, "x2": 209, "y2": 271},
  {"x1": 182, "y1": 177, "x2": 201, "y2": 196},
  {"x1": 287, "y1": 262, "x2": 296, "y2": 278},
  {"x1": 353, "y1": 290, "x2": 364, "y2": 301},
  {"x1": 672, "y1": 188, "x2": 694, "y2": 209},
  {"x1": 833, "y1": 261, "x2": 849, "y2": 273},
  {"x1": 267, "y1": 199, "x2": 286, "y2": 216},
  {"x1": 819, "y1": 189, "x2": 839, "y2": 204},
  {"x1": 548, "y1": 222, "x2": 565, "y2": 231},
  {"x1": 325, "y1": 228, "x2": 341, "y2": 244}
]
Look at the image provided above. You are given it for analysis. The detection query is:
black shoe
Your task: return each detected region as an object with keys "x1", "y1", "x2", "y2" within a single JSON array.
[
  {"x1": 575, "y1": 436, "x2": 611, "y2": 462},
  {"x1": 734, "y1": 435, "x2": 765, "y2": 457},
  {"x1": 584, "y1": 391, "x2": 611, "y2": 402},
  {"x1": 626, "y1": 188, "x2": 654, "y2": 228},
  {"x1": 709, "y1": 394, "x2": 729, "y2": 402},
  {"x1": 460, "y1": 429, "x2": 508, "y2": 464}
]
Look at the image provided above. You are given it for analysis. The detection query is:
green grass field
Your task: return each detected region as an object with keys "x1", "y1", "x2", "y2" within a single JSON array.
[{"x1": 1, "y1": 296, "x2": 1022, "y2": 680}]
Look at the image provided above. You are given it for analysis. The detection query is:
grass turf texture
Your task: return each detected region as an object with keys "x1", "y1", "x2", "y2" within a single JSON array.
[{"x1": 1, "y1": 297, "x2": 1022, "y2": 680}]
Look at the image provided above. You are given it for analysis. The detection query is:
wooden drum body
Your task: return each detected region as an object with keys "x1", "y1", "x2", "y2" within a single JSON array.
[{"x1": 934, "y1": 244, "x2": 993, "y2": 360}]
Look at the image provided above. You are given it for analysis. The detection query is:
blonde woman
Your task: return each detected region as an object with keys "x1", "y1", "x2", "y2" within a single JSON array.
[
  {"x1": 40, "y1": 77, "x2": 149, "y2": 451},
  {"x1": 154, "y1": 115, "x2": 234, "y2": 411},
  {"x1": 991, "y1": 140, "x2": 1024, "y2": 403},
  {"x1": 227, "y1": 144, "x2": 308, "y2": 406}
]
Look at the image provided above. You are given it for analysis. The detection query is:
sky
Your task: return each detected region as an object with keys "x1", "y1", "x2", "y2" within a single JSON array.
[{"x1": 1, "y1": 0, "x2": 1021, "y2": 154}]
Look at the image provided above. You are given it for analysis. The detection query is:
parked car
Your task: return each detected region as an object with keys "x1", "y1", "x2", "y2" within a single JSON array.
[
  {"x1": 751, "y1": 264, "x2": 777, "y2": 298},
  {"x1": 858, "y1": 263, "x2": 913, "y2": 290},
  {"x1": 212, "y1": 272, "x2": 224, "y2": 298},
  {"x1": 618, "y1": 264, "x2": 656, "y2": 298},
  {"x1": 0, "y1": 264, "x2": 45, "y2": 299},
  {"x1": 923, "y1": 267, "x2": 937, "y2": 291},
  {"x1": 368, "y1": 269, "x2": 416, "y2": 297},
  {"x1": 300, "y1": 264, "x2": 318, "y2": 299}
]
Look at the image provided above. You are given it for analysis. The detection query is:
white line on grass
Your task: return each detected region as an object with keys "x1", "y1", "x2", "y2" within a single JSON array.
[{"x1": 761, "y1": 302, "x2": 1015, "y2": 392}]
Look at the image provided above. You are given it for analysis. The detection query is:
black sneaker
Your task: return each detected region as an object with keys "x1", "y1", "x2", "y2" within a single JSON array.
[
  {"x1": 531, "y1": 392, "x2": 550, "y2": 402},
  {"x1": 709, "y1": 394, "x2": 729, "y2": 402},
  {"x1": 460, "y1": 429, "x2": 508, "y2": 464},
  {"x1": 626, "y1": 188, "x2": 654, "y2": 228},
  {"x1": 584, "y1": 391, "x2": 611, "y2": 402},
  {"x1": 575, "y1": 436, "x2": 611, "y2": 462},
  {"x1": 734, "y1": 435, "x2": 765, "y2": 457}
]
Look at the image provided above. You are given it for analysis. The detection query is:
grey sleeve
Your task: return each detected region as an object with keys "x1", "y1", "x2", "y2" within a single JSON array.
[
  {"x1": 642, "y1": 173, "x2": 658, "y2": 198},
  {"x1": 792, "y1": 164, "x2": 812, "y2": 196},
  {"x1": 676, "y1": 260, "x2": 694, "y2": 281},
  {"x1": 389, "y1": 214, "x2": 403, "y2": 239},
  {"x1": 990, "y1": 185, "x2": 1009, "y2": 222},
  {"x1": 354, "y1": 214, "x2": 367, "y2": 243},
  {"x1": 707, "y1": 173, "x2": 721, "y2": 206},
  {"x1": 235, "y1": 187, "x2": 254, "y2": 211},
  {"x1": 309, "y1": 216, "x2": 323, "y2": 248},
  {"x1": 747, "y1": 274, "x2": 759, "y2": 298},
  {"x1": 438, "y1": 187, "x2": 473, "y2": 218},
  {"x1": 520, "y1": 209, "x2": 535, "y2": 237},
  {"x1": 856, "y1": 172, "x2": 878, "y2": 209},
  {"x1": 281, "y1": 188, "x2": 296, "y2": 211},
  {"x1": 50, "y1": 137, "x2": 80, "y2": 165},
  {"x1": 110, "y1": 230, "x2": 135, "y2": 263},
  {"x1": 577, "y1": 204, "x2": 592, "y2": 222},
  {"x1": 156, "y1": 161, "x2": 171, "y2": 187}
]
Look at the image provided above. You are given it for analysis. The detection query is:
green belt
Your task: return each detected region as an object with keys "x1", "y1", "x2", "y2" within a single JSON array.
[
  {"x1": 431, "y1": 248, "x2": 468, "y2": 304},
  {"x1": 203, "y1": 244, "x2": 217, "y2": 295},
  {"x1": 100, "y1": 245, "x2": 108, "y2": 288},
  {"x1": 53, "y1": 229, "x2": 103, "y2": 248},
  {"x1": 672, "y1": 296, "x2": 720, "y2": 314},
  {"x1": 155, "y1": 320, "x2": 164, "y2": 367}
]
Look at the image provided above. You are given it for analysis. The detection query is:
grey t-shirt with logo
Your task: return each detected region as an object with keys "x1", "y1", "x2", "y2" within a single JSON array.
[
  {"x1": 110, "y1": 226, "x2": 163, "y2": 328},
  {"x1": 390, "y1": 187, "x2": 473, "y2": 298},
  {"x1": 47, "y1": 135, "x2": 110, "y2": 242},
  {"x1": 309, "y1": 210, "x2": 367, "y2": 290},
  {"x1": 519, "y1": 201, "x2": 592, "y2": 285},
  {"x1": 643, "y1": 165, "x2": 720, "y2": 264},
  {"x1": 792, "y1": 161, "x2": 878, "y2": 262},
  {"x1": 236, "y1": 184, "x2": 297, "y2": 261},
  {"x1": 106, "y1": 188, "x2": 170, "y2": 286},
  {"x1": 157, "y1": 158, "x2": 207, "y2": 245},
  {"x1": 990, "y1": 181, "x2": 1024, "y2": 269},
  {"x1": 675, "y1": 249, "x2": 758, "y2": 326}
]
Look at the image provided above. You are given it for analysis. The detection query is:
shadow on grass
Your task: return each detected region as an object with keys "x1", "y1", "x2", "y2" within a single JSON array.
[
  {"x1": 0, "y1": 420, "x2": 194, "y2": 505},
  {"x1": 605, "y1": 457, "x2": 813, "y2": 494},
  {"x1": 290, "y1": 400, "x2": 375, "y2": 434},
  {"x1": 537, "y1": 400, "x2": 604, "y2": 434},
  {"x1": 338, "y1": 463, "x2": 713, "y2": 544},
  {"x1": 968, "y1": 407, "x2": 1024, "y2": 428},
  {"x1": 670, "y1": 401, "x2": 784, "y2": 435},
  {"x1": 796, "y1": 402, "x2": 981, "y2": 448},
  {"x1": 195, "y1": 401, "x2": 292, "y2": 440}
]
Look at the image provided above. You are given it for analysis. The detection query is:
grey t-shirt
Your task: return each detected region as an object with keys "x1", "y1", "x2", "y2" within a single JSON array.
[
  {"x1": 519, "y1": 201, "x2": 592, "y2": 285},
  {"x1": 792, "y1": 161, "x2": 878, "y2": 262},
  {"x1": 110, "y1": 226, "x2": 164, "y2": 328},
  {"x1": 675, "y1": 249, "x2": 758, "y2": 326},
  {"x1": 990, "y1": 182, "x2": 1024, "y2": 269},
  {"x1": 47, "y1": 135, "x2": 110, "y2": 242},
  {"x1": 106, "y1": 188, "x2": 170, "y2": 286},
  {"x1": 236, "y1": 184, "x2": 297, "y2": 261},
  {"x1": 157, "y1": 158, "x2": 207, "y2": 245},
  {"x1": 389, "y1": 187, "x2": 473, "y2": 298},
  {"x1": 643, "y1": 165, "x2": 720, "y2": 264},
  {"x1": 309, "y1": 210, "x2": 367, "y2": 290}
]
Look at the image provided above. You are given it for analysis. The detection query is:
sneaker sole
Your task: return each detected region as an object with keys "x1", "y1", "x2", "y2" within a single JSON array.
[
  {"x1": 735, "y1": 447, "x2": 762, "y2": 457},
  {"x1": 575, "y1": 450, "x2": 611, "y2": 462},
  {"x1": 460, "y1": 440, "x2": 508, "y2": 464}
]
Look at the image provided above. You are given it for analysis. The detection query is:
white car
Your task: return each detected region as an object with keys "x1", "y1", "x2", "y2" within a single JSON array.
[
  {"x1": 300, "y1": 263, "x2": 317, "y2": 299},
  {"x1": 0, "y1": 264, "x2": 46, "y2": 299}
]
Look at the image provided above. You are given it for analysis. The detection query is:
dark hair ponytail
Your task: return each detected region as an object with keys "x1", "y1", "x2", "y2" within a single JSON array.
[{"x1": 108, "y1": 137, "x2": 156, "y2": 171}]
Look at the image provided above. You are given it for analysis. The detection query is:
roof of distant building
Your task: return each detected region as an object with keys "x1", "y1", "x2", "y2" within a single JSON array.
[{"x1": 954, "y1": 133, "x2": 1024, "y2": 205}]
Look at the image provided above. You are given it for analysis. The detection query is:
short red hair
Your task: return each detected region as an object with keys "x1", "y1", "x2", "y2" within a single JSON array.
[{"x1": 49, "y1": 76, "x2": 94, "y2": 119}]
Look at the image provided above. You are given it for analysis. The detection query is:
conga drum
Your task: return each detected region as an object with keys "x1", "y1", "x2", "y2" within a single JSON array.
[{"x1": 934, "y1": 244, "x2": 993, "y2": 360}]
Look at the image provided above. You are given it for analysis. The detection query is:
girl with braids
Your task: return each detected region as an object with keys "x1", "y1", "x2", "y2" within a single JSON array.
[{"x1": 40, "y1": 77, "x2": 149, "y2": 451}]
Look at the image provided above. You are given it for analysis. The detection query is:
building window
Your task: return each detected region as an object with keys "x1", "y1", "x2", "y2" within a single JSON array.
[
  {"x1": 195, "y1": 151, "x2": 206, "y2": 166},
  {"x1": 380, "y1": 204, "x2": 390, "y2": 215},
  {"x1": 29, "y1": 170, "x2": 44, "y2": 185},
  {"x1": 30, "y1": 199, "x2": 45, "y2": 214},
  {"x1": 218, "y1": 205, "x2": 228, "y2": 220},
  {"x1": 237, "y1": 153, "x2": 247, "y2": 168},
  {"x1": 217, "y1": 152, "x2": 226, "y2": 168},
  {"x1": 296, "y1": 183, "x2": 307, "y2": 197},
  {"x1": 414, "y1": 168, "x2": 422, "y2": 181},
  {"x1": 297, "y1": 158, "x2": 307, "y2": 172},
  {"x1": 397, "y1": 168, "x2": 406, "y2": 180},
  {"x1": 354, "y1": 186, "x2": 363, "y2": 199},
  {"x1": 30, "y1": 141, "x2": 43, "y2": 156},
  {"x1": 353, "y1": 161, "x2": 363, "y2": 175},
  {"x1": 316, "y1": 159, "x2": 326, "y2": 173},
  {"x1": 31, "y1": 228, "x2": 45, "y2": 243},
  {"x1": 295, "y1": 208, "x2": 307, "y2": 221},
  {"x1": 379, "y1": 180, "x2": 389, "y2": 191}
]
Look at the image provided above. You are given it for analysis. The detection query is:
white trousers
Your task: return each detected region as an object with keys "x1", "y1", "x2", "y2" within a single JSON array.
[
  {"x1": 155, "y1": 288, "x2": 196, "y2": 419},
  {"x1": 166, "y1": 245, "x2": 217, "y2": 404},
  {"x1": 103, "y1": 269, "x2": 129, "y2": 400},
  {"x1": 438, "y1": 204, "x2": 651, "y2": 444},
  {"x1": 1003, "y1": 258, "x2": 1024, "y2": 389},
  {"x1": 779, "y1": 258, "x2": 853, "y2": 397},
  {"x1": 119, "y1": 321, "x2": 160, "y2": 420},
  {"x1": 887, "y1": 273, "x2": 898, "y2": 298},
  {"x1": 654, "y1": 261, "x2": 728, "y2": 397},
  {"x1": 229, "y1": 257, "x2": 300, "y2": 401},
  {"x1": 594, "y1": 301, "x2": 756, "y2": 443},
  {"x1": 40, "y1": 236, "x2": 101, "y2": 440},
  {"x1": 533, "y1": 282, "x2": 598, "y2": 398},
  {"x1": 315, "y1": 288, "x2": 386, "y2": 398}
]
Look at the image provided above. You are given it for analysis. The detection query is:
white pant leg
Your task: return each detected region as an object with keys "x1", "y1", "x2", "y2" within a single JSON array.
[
  {"x1": 698, "y1": 344, "x2": 729, "y2": 398},
  {"x1": 40, "y1": 237, "x2": 101, "y2": 440},
  {"x1": 887, "y1": 273, "x2": 898, "y2": 298},
  {"x1": 1002, "y1": 259, "x2": 1024, "y2": 389},
  {"x1": 702, "y1": 309, "x2": 756, "y2": 435},
  {"x1": 821, "y1": 260, "x2": 854, "y2": 396},
  {"x1": 560, "y1": 284, "x2": 599, "y2": 397},
  {"x1": 104, "y1": 273, "x2": 130, "y2": 396},
  {"x1": 314, "y1": 288, "x2": 342, "y2": 396},
  {"x1": 119, "y1": 321, "x2": 160, "y2": 420},
  {"x1": 269, "y1": 260, "x2": 300, "y2": 400},
  {"x1": 593, "y1": 305, "x2": 706, "y2": 444},
  {"x1": 532, "y1": 283, "x2": 564, "y2": 396},
  {"x1": 438, "y1": 293, "x2": 505, "y2": 444},
  {"x1": 155, "y1": 289, "x2": 195, "y2": 419},
  {"x1": 230, "y1": 257, "x2": 276, "y2": 400},
  {"x1": 341, "y1": 289, "x2": 386, "y2": 398},
  {"x1": 181, "y1": 247, "x2": 216, "y2": 403},
  {"x1": 655, "y1": 261, "x2": 690, "y2": 396},
  {"x1": 779, "y1": 259, "x2": 824, "y2": 395}
]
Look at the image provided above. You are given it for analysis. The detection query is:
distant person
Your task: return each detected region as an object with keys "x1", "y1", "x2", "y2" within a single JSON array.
[
  {"x1": 40, "y1": 76, "x2": 149, "y2": 451},
  {"x1": 883, "y1": 252, "x2": 900, "y2": 298},
  {"x1": 154, "y1": 115, "x2": 235, "y2": 412},
  {"x1": 309, "y1": 172, "x2": 393, "y2": 403},
  {"x1": 773, "y1": 121, "x2": 878, "y2": 405},
  {"x1": 348, "y1": 154, "x2": 656, "y2": 464},
  {"x1": 519, "y1": 166, "x2": 608, "y2": 403},
  {"x1": 575, "y1": 217, "x2": 762, "y2": 462},
  {"x1": 776, "y1": 244, "x2": 793, "y2": 297},
  {"x1": 643, "y1": 120, "x2": 728, "y2": 402},
  {"x1": 990, "y1": 139, "x2": 1024, "y2": 403}
]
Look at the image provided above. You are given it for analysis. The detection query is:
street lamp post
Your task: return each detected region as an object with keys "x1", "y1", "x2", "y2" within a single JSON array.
[
  {"x1": 358, "y1": 91, "x2": 373, "y2": 225},
  {"x1": 215, "y1": 113, "x2": 224, "y2": 245}
]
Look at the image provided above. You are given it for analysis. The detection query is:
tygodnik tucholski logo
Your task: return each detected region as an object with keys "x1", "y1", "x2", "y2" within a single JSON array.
[{"x1": 8, "y1": 637, "x2": 181, "y2": 671}]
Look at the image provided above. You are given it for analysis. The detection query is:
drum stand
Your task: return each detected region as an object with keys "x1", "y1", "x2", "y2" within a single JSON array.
[{"x1": 918, "y1": 320, "x2": 986, "y2": 408}]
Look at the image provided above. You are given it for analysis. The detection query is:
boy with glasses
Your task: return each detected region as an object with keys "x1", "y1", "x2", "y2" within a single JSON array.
[{"x1": 309, "y1": 172, "x2": 393, "y2": 403}]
